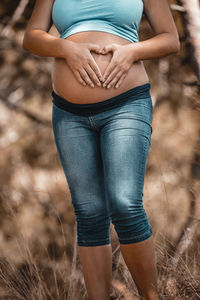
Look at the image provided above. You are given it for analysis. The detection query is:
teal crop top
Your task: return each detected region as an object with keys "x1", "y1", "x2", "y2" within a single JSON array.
[{"x1": 52, "y1": 0, "x2": 144, "y2": 43}]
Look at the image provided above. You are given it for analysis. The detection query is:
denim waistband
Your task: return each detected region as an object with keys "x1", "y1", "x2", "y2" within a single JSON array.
[{"x1": 51, "y1": 82, "x2": 151, "y2": 116}]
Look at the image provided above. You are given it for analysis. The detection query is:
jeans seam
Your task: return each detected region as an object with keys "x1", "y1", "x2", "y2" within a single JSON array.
[
  {"x1": 138, "y1": 136, "x2": 147, "y2": 191},
  {"x1": 88, "y1": 116, "x2": 99, "y2": 131},
  {"x1": 77, "y1": 240, "x2": 111, "y2": 246},
  {"x1": 119, "y1": 229, "x2": 152, "y2": 241},
  {"x1": 77, "y1": 238, "x2": 111, "y2": 246},
  {"x1": 78, "y1": 237, "x2": 110, "y2": 243}
]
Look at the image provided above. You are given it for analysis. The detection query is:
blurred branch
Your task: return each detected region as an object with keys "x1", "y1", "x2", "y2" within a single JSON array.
[
  {"x1": 0, "y1": 0, "x2": 29, "y2": 38},
  {"x1": 171, "y1": 220, "x2": 199, "y2": 268},
  {"x1": 0, "y1": 93, "x2": 51, "y2": 127},
  {"x1": 167, "y1": 130, "x2": 200, "y2": 267},
  {"x1": 177, "y1": 0, "x2": 200, "y2": 79},
  {"x1": 166, "y1": 180, "x2": 200, "y2": 293},
  {"x1": 171, "y1": 184, "x2": 199, "y2": 265}
]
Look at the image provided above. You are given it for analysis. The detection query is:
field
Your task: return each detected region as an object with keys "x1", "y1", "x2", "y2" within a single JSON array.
[{"x1": 0, "y1": 0, "x2": 199, "y2": 299}]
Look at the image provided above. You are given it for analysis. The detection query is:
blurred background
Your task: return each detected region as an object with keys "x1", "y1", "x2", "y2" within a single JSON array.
[{"x1": 0, "y1": 0, "x2": 200, "y2": 299}]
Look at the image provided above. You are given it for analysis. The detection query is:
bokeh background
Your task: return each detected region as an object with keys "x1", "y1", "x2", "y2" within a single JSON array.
[{"x1": 0, "y1": 0, "x2": 200, "y2": 299}]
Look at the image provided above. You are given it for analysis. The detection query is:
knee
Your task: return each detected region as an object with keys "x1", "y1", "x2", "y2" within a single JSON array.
[
  {"x1": 110, "y1": 197, "x2": 152, "y2": 244},
  {"x1": 73, "y1": 201, "x2": 111, "y2": 247}
]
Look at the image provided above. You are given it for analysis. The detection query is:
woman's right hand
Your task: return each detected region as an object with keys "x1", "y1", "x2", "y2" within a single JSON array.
[{"x1": 62, "y1": 40, "x2": 104, "y2": 87}]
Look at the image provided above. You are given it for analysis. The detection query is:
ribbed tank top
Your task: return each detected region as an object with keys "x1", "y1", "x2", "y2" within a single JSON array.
[{"x1": 52, "y1": 0, "x2": 144, "y2": 43}]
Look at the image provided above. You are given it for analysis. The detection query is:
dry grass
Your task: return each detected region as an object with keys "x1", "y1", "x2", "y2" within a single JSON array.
[
  {"x1": 0, "y1": 1, "x2": 200, "y2": 298},
  {"x1": 0, "y1": 197, "x2": 200, "y2": 300}
]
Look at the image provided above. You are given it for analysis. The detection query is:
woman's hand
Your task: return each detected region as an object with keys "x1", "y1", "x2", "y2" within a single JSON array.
[
  {"x1": 100, "y1": 43, "x2": 135, "y2": 89},
  {"x1": 63, "y1": 41, "x2": 104, "y2": 87}
]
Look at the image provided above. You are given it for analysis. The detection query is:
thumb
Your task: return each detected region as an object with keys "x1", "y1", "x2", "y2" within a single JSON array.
[
  {"x1": 87, "y1": 43, "x2": 102, "y2": 53},
  {"x1": 101, "y1": 44, "x2": 115, "y2": 54}
]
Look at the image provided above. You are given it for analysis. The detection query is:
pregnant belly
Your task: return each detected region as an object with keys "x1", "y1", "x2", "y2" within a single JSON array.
[{"x1": 51, "y1": 31, "x2": 150, "y2": 104}]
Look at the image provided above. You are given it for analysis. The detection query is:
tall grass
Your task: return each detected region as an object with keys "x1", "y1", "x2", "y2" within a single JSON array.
[{"x1": 0, "y1": 193, "x2": 200, "y2": 299}]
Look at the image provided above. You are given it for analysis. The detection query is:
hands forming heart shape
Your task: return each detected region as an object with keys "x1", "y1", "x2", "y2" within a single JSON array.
[
  {"x1": 66, "y1": 41, "x2": 136, "y2": 89},
  {"x1": 93, "y1": 43, "x2": 135, "y2": 89}
]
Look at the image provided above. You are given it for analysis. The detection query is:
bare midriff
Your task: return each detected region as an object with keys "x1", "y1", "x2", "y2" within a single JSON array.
[{"x1": 51, "y1": 31, "x2": 150, "y2": 104}]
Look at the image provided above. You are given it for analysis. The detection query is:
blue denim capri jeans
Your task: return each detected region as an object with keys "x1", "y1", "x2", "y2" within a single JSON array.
[{"x1": 51, "y1": 83, "x2": 153, "y2": 247}]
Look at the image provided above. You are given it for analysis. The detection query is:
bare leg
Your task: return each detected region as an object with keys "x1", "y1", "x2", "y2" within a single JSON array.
[
  {"x1": 120, "y1": 235, "x2": 159, "y2": 300},
  {"x1": 78, "y1": 243, "x2": 112, "y2": 300}
]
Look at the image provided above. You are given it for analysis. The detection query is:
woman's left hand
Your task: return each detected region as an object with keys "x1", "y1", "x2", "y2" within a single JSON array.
[{"x1": 100, "y1": 43, "x2": 135, "y2": 89}]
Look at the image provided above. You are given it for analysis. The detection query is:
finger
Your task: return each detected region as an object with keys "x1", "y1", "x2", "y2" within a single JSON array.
[
  {"x1": 74, "y1": 70, "x2": 87, "y2": 86},
  {"x1": 79, "y1": 68, "x2": 94, "y2": 87},
  {"x1": 86, "y1": 63, "x2": 101, "y2": 86},
  {"x1": 103, "y1": 66, "x2": 119, "y2": 87},
  {"x1": 102, "y1": 58, "x2": 116, "y2": 82},
  {"x1": 101, "y1": 44, "x2": 116, "y2": 54},
  {"x1": 88, "y1": 57, "x2": 103, "y2": 82},
  {"x1": 87, "y1": 43, "x2": 102, "y2": 54},
  {"x1": 105, "y1": 70, "x2": 124, "y2": 88},
  {"x1": 115, "y1": 72, "x2": 127, "y2": 89}
]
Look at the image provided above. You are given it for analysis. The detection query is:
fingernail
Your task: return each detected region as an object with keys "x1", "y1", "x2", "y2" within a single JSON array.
[
  {"x1": 91, "y1": 83, "x2": 94, "y2": 88},
  {"x1": 103, "y1": 83, "x2": 106, "y2": 87},
  {"x1": 107, "y1": 84, "x2": 111, "y2": 88},
  {"x1": 97, "y1": 82, "x2": 101, "y2": 86},
  {"x1": 116, "y1": 85, "x2": 119, "y2": 88}
]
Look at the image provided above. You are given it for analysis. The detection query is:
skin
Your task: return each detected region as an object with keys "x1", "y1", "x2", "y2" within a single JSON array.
[
  {"x1": 78, "y1": 236, "x2": 158, "y2": 300},
  {"x1": 22, "y1": 0, "x2": 180, "y2": 299},
  {"x1": 120, "y1": 236, "x2": 159, "y2": 300},
  {"x1": 51, "y1": 34, "x2": 150, "y2": 103},
  {"x1": 77, "y1": 244, "x2": 112, "y2": 300}
]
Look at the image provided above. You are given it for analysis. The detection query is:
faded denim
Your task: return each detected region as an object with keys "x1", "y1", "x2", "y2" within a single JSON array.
[{"x1": 51, "y1": 86, "x2": 153, "y2": 247}]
